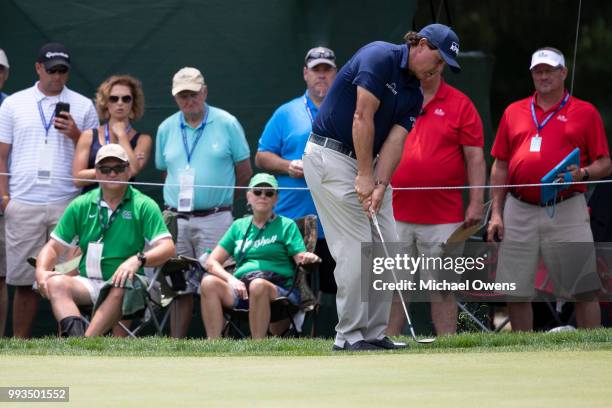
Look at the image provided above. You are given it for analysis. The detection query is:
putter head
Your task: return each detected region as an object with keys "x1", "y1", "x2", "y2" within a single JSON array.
[{"x1": 416, "y1": 337, "x2": 436, "y2": 344}]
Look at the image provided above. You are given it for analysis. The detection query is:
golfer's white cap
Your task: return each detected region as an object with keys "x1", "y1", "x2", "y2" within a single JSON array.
[
  {"x1": 530, "y1": 49, "x2": 565, "y2": 70},
  {"x1": 0, "y1": 49, "x2": 9, "y2": 68}
]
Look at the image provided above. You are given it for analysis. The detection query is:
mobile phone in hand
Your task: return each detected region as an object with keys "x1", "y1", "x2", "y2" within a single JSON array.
[{"x1": 54, "y1": 102, "x2": 70, "y2": 128}]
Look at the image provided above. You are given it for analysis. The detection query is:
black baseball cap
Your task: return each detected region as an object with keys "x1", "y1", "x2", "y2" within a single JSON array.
[{"x1": 36, "y1": 43, "x2": 71, "y2": 70}]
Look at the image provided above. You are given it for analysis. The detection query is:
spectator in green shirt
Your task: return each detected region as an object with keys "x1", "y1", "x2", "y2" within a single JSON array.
[
  {"x1": 201, "y1": 173, "x2": 320, "y2": 338},
  {"x1": 35, "y1": 144, "x2": 175, "y2": 337}
]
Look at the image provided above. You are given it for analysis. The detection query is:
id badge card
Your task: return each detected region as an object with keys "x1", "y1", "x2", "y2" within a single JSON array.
[
  {"x1": 178, "y1": 166, "x2": 195, "y2": 212},
  {"x1": 86, "y1": 242, "x2": 104, "y2": 280},
  {"x1": 530, "y1": 135, "x2": 542, "y2": 152},
  {"x1": 36, "y1": 142, "x2": 54, "y2": 185}
]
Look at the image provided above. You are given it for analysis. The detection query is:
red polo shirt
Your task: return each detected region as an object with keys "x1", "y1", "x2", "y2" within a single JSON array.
[
  {"x1": 491, "y1": 92, "x2": 609, "y2": 204},
  {"x1": 392, "y1": 80, "x2": 484, "y2": 224}
]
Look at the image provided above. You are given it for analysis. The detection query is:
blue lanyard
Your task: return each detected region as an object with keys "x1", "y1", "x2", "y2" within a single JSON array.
[
  {"x1": 104, "y1": 123, "x2": 132, "y2": 145},
  {"x1": 530, "y1": 92, "x2": 570, "y2": 136},
  {"x1": 303, "y1": 93, "x2": 317, "y2": 124},
  {"x1": 180, "y1": 105, "x2": 209, "y2": 165},
  {"x1": 37, "y1": 100, "x2": 56, "y2": 142}
]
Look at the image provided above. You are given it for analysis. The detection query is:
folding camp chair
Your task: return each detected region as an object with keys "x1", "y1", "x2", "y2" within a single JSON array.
[
  {"x1": 28, "y1": 255, "x2": 200, "y2": 337},
  {"x1": 222, "y1": 215, "x2": 319, "y2": 338}
]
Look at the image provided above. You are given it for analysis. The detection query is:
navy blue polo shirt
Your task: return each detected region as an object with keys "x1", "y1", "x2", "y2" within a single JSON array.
[{"x1": 312, "y1": 42, "x2": 423, "y2": 157}]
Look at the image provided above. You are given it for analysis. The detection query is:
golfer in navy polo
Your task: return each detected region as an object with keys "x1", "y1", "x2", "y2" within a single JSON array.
[{"x1": 303, "y1": 24, "x2": 462, "y2": 351}]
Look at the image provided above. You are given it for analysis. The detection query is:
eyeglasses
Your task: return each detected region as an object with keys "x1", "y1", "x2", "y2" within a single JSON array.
[
  {"x1": 96, "y1": 164, "x2": 129, "y2": 175},
  {"x1": 252, "y1": 189, "x2": 275, "y2": 198},
  {"x1": 109, "y1": 95, "x2": 133, "y2": 103},
  {"x1": 46, "y1": 66, "x2": 69, "y2": 75},
  {"x1": 306, "y1": 50, "x2": 336, "y2": 62}
]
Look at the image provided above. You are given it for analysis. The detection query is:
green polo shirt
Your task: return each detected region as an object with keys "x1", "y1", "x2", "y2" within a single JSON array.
[
  {"x1": 219, "y1": 215, "x2": 305, "y2": 286},
  {"x1": 51, "y1": 186, "x2": 172, "y2": 280}
]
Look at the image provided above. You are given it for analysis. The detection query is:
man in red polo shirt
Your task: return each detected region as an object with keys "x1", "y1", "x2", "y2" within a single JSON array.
[
  {"x1": 487, "y1": 47, "x2": 611, "y2": 331},
  {"x1": 387, "y1": 64, "x2": 486, "y2": 336}
]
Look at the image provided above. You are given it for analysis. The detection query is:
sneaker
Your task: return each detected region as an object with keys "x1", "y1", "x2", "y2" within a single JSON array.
[{"x1": 367, "y1": 336, "x2": 407, "y2": 349}]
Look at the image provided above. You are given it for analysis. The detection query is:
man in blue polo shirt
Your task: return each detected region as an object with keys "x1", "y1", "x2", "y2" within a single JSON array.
[
  {"x1": 155, "y1": 67, "x2": 252, "y2": 338},
  {"x1": 303, "y1": 24, "x2": 462, "y2": 351},
  {"x1": 256, "y1": 46, "x2": 338, "y2": 294}
]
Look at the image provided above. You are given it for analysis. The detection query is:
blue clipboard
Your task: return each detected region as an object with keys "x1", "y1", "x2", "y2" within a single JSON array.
[{"x1": 540, "y1": 147, "x2": 580, "y2": 205}]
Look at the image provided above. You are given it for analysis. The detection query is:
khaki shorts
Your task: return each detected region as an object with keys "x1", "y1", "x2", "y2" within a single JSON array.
[
  {"x1": 176, "y1": 211, "x2": 232, "y2": 294},
  {"x1": 496, "y1": 194, "x2": 600, "y2": 299},
  {"x1": 0, "y1": 216, "x2": 6, "y2": 278},
  {"x1": 4, "y1": 198, "x2": 73, "y2": 286},
  {"x1": 396, "y1": 221, "x2": 464, "y2": 283}
]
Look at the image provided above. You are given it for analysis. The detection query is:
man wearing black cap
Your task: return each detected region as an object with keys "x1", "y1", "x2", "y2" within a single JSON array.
[
  {"x1": 256, "y1": 46, "x2": 338, "y2": 296},
  {"x1": 0, "y1": 42, "x2": 98, "y2": 338},
  {"x1": 302, "y1": 24, "x2": 462, "y2": 350}
]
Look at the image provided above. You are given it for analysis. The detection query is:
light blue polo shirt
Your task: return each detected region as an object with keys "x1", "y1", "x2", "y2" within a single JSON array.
[
  {"x1": 258, "y1": 91, "x2": 325, "y2": 238},
  {"x1": 155, "y1": 105, "x2": 250, "y2": 209}
]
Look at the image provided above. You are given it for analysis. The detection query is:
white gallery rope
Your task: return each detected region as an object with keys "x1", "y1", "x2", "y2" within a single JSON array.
[{"x1": 1, "y1": 171, "x2": 610, "y2": 191}]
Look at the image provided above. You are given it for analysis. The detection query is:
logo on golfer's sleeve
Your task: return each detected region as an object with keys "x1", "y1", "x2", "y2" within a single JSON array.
[{"x1": 385, "y1": 82, "x2": 398, "y2": 95}]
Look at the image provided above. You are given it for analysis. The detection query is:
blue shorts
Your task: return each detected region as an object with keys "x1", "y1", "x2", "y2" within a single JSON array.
[{"x1": 232, "y1": 284, "x2": 300, "y2": 310}]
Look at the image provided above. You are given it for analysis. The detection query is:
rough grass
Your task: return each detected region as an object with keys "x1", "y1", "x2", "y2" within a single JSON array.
[{"x1": 1, "y1": 328, "x2": 611, "y2": 357}]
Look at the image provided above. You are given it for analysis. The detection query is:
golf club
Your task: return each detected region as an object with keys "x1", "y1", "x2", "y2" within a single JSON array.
[{"x1": 370, "y1": 210, "x2": 436, "y2": 344}]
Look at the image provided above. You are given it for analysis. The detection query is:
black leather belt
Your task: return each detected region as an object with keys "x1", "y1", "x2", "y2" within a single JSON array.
[
  {"x1": 309, "y1": 133, "x2": 356, "y2": 158},
  {"x1": 510, "y1": 191, "x2": 581, "y2": 207},
  {"x1": 166, "y1": 206, "x2": 232, "y2": 218}
]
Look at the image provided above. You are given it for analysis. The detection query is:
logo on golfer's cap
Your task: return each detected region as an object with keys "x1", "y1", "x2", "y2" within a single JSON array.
[{"x1": 450, "y1": 42, "x2": 459, "y2": 55}]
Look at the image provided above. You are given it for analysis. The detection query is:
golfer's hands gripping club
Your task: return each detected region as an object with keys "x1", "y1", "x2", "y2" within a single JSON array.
[{"x1": 355, "y1": 173, "x2": 387, "y2": 215}]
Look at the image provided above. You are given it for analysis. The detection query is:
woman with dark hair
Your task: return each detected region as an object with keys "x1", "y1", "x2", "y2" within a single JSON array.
[{"x1": 73, "y1": 75, "x2": 152, "y2": 192}]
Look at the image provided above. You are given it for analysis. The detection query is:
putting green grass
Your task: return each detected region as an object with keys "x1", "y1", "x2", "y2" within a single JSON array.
[
  {"x1": 2, "y1": 351, "x2": 611, "y2": 407},
  {"x1": 1, "y1": 328, "x2": 612, "y2": 356}
]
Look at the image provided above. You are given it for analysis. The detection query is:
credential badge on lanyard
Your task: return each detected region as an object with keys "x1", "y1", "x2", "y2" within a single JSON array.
[
  {"x1": 178, "y1": 107, "x2": 209, "y2": 212},
  {"x1": 86, "y1": 196, "x2": 123, "y2": 279},
  {"x1": 530, "y1": 93, "x2": 570, "y2": 153},
  {"x1": 36, "y1": 100, "x2": 56, "y2": 185}
]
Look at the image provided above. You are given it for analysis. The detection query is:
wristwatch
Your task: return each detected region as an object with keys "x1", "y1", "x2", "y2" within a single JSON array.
[
  {"x1": 136, "y1": 251, "x2": 147, "y2": 267},
  {"x1": 581, "y1": 168, "x2": 590, "y2": 181}
]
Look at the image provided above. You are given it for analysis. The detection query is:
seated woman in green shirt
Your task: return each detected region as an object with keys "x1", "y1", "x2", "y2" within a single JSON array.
[{"x1": 201, "y1": 173, "x2": 320, "y2": 338}]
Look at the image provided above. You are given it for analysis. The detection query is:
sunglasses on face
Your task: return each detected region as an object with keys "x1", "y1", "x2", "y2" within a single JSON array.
[
  {"x1": 46, "y1": 66, "x2": 69, "y2": 75},
  {"x1": 108, "y1": 95, "x2": 133, "y2": 103},
  {"x1": 96, "y1": 164, "x2": 129, "y2": 175},
  {"x1": 252, "y1": 189, "x2": 275, "y2": 198}
]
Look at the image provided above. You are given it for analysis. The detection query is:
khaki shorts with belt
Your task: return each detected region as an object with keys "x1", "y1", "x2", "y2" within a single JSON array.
[{"x1": 495, "y1": 193, "x2": 600, "y2": 298}]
